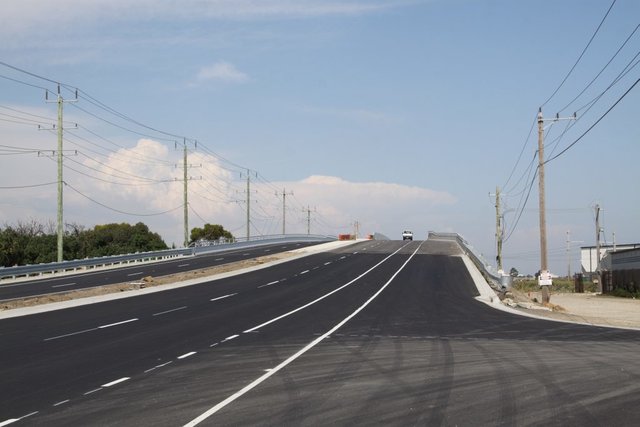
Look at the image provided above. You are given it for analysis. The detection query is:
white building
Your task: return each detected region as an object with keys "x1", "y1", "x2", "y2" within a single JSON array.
[{"x1": 580, "y1": 243, "x2": 640, "y2": 276}]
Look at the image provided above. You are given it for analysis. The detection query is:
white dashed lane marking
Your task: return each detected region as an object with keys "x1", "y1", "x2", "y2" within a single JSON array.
[
  {"x1": 258, "y1": 280, "x2": 280, "y2": 288},
  {"x1": 102, "y1": 377, "x2": 130, "y2": 387},
  {"x1": 210, "y1": 293, "x2": 237, "y2": 302},
  {"x1": 51, "y1": 282, "x2": 76, "y2": 288},
  {"x1": 153, "y1": 306, "x2": 187, "y2": 316},
  {"x1": 178, "y1": 352, "x2": 197, "y2": 360},
  {"x1": 99, "y1": 318, "x2": 138, "y2": 329}
]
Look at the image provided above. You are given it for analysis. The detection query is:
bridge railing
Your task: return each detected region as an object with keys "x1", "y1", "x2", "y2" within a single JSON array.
[
  {"x1": 428, "y1": 231, "x2": 510, "y2": 289},
  {"x1": 0, "y1": 234, "x2": 335, "y2": 282}
]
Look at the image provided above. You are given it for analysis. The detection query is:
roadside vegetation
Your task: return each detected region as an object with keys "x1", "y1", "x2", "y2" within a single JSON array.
[
  {"x1": 512, "y1": 278, "x2": 597, "y2": 293},
  {"x1": 0, "y1": 220, "x2": 234, "y2": 267}
]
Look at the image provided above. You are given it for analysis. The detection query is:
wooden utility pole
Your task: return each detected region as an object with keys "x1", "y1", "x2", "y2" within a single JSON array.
[
  {"x1": 537, "y1": 109, "x2": 551, "y2": 303},
  {"x1": 495, "y1": 186, "x2": 503, "y2": 272},
  {"x1": 595, "y1": 204, "x2": 602, "y2": 293},
  {"x1": 537, "y1": 109, "x2": 576, "y2": 303}
]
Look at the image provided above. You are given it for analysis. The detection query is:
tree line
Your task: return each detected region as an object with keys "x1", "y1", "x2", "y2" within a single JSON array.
[{"x1": 0, "y1": 220, "x2": 234, "y2": 267}]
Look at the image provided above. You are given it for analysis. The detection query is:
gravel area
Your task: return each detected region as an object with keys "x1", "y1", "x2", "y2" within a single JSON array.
[{"x1": 506, "y1": 290, "x2": 640, "y2": 330}]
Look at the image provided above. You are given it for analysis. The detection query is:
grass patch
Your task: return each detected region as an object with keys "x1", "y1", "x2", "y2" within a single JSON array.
[{"x1": 512, "y1": 278, "x2": 597, "y2": 293}]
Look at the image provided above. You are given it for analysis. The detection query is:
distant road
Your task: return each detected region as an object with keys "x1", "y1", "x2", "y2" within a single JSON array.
[
  {"x1": 0, "y1": 241, "x2": 319, "y2": 301},
  {"x1": 1, "y1": 239, "x2": 640, "y2": 426}
]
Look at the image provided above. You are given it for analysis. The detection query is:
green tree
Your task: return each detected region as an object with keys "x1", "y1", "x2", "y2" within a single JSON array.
[{"x1": 190, "y1": 223, "x2": 234, "y2": 244}]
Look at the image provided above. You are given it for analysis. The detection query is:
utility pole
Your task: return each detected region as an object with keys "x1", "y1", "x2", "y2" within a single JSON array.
[
  {"x1": 494, "y1": 186, "x2": 503, "y2": 272},
  {"x1": 303, "y1": 206, "x2": 315, "y2": 235},
  {"x1": 45, "y1": 85, "x2": 77, "y2": 262},
  {"x1": 566, "y1": 230, "x2": 571, "y2": 279},
  {"x1": 595, "y1": 203, "x2": 602, "y2": 293},
  {"x1": 176, "y1": 139, "x2": 200, "y2": 248},
  {"x1": 241, "y1": 170, "x2": 257, "y2": 240},
  {"x1": 537, "y1": 108, "x2": 576, "y2": 303},
  {"x1": 276, "y1": 188, "x2": 293, "y2": 235}
]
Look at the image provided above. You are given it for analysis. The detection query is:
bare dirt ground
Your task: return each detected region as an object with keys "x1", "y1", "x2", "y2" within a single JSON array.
[
  {"x1": 502, "y1": 288, "x2": 640, "y2": 330},
  {"x1": 1, "y1": 252, "x2": 295, "y2": 311}
]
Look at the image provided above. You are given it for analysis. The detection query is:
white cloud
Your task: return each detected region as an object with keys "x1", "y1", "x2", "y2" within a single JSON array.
[
  {"x1": 0, "y1": 1, "x2": 411, "y2": 38},
  {"x1": 250, "y1": 175, "x2": 456, "y2": 238},
  {"x1": 195, "y1": 62, "x2": 250, "y2": 84}
]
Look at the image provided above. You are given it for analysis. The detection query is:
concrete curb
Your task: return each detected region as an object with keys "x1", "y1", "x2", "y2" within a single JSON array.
[{"x1": 459, "y1": 253, "x2": 640, "y2": 331}]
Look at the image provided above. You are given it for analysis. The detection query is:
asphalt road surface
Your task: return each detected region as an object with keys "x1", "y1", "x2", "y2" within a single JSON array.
[
  {"x1": 1, "y1": 239, "x2": 639, "y2": 426},
  {"x1": 0, "y1": 241, "x2": 318, "y2": 301}
]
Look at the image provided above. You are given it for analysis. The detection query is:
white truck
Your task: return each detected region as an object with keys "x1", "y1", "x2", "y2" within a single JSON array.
[{"x1": 402, "y1": 230, "x2": 413, "y2": 241}]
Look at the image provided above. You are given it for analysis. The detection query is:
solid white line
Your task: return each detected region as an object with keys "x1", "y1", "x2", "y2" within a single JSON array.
[
  {"x1": 53, "y1": 400, "x2": 70, "y2": 407},
  {"x1": 153, "y1": 306, "x2": 187, "y2": 316},
  {"x1": 185, "y1": 241, "x2": 423, "y2": 426},
  {"x1": 102, "y1": 377, "x2": 130, "y2": 387},
  {"x1": 126, "y1": 272, "x2": 144, "y2": 277},
  {"x1": 178, "y1": 351, "x2": 197, "y2": 360},
  {"x1": 242, "y1": 243, "x2": 410, "y2": 334},
  {"x1": 52, "y1": 282, "x2": 76, "y2": 288},
  {"x1": 258, "y1": 280, "x2": 280, "y2": 288},
  {"x1": 210, "y1": 293, "x2": 237, "y2": 302},
  {"x1": 44, "y1": 327, "x2": 98, "y2": 341},
  {"x1": 98, "y1": 318, "x2": 138, "y2": 329},
  {"x1": 222, "y1": 334, "x2": 238, "y2": 342}
]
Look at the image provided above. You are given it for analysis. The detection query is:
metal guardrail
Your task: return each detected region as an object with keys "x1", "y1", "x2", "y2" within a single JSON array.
[
  {"x1": 428, "y1": 231, "x2": 510, "y2": 289},
  {"x1": 0, "y1": 234, "x2": 335, "y2": 282}
]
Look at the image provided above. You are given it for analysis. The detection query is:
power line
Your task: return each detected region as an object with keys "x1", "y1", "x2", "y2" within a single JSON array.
[
  {"x1": 545, "y1": 78, "x2": 639, "y2": 164},
  {"x1": 540, "y1": 0, "x2": 617, "y2": 107},
  {"x1": 64, "y1": 181, "x2": 183, "y2": 217},
  {"x1": 558, "y1": 23, "x2": 640, "y2": 114}
]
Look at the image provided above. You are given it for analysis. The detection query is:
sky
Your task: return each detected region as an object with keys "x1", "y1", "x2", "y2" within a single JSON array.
[{"x1": 1, "y1": 0, "x2": 638, "y2": 275}]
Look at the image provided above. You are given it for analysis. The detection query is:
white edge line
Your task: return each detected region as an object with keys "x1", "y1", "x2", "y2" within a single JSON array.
[
  {"x1": 184, "y1": 241, "x2": 424, "y2": 426},
  {"x1": 178, "y1": 351, "x2": 197, "y2": 360},
  {"x1": 102, "y1": 377, "x2": 130, "y2": 387},
  {"x1": 242, "y1": 243, "x2": 410, "y2": 334},
  {"x1": 210, "y1": 293, "x2": 237, "y2": 302},
  {"x1": 99, "y1": 318, "x2": 139, "y2": 329},
  {"x1": 0, "y1": 419, "x2": 19, "y2": 426}
]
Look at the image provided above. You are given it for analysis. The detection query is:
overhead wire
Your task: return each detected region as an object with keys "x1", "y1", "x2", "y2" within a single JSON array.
[{"x1": 540, "y1": 0, "x2": 617, "y2": 108}]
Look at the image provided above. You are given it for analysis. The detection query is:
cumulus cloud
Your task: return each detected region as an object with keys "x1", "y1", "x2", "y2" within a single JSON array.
[
  {"x1": 251, "y1": 175, "x2": 457, "y2": 238},
  {"x1": 195, "y1": 62, "x2": 250, "y2": 84}
]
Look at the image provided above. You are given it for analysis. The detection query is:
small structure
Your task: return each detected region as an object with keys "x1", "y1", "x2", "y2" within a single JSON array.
[
  {"x1": 580, "y1": 243, "x2": 640, "y2": 279},
  {"x1": 601, "y1": 247, "x2": 640, "y2": 294}
]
